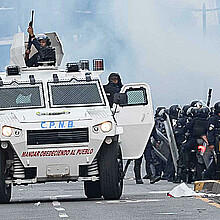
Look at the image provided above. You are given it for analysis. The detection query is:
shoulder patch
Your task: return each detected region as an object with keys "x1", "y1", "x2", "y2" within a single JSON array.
[{"x1": 209, "y1": 124, "x2": 214, "y2": 131}]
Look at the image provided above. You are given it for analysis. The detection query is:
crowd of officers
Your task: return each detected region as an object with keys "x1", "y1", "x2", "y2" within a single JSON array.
[
  {"x1": 134, "y1": 100, "x2": 220, "y2": 185},
  {"x1": 103, "y1": 72, "x2": 220, "y2": 185}
]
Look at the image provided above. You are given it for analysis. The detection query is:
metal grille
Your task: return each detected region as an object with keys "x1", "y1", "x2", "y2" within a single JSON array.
[
  {"x1": 49, "y1": 81, "x2": 104, "y2": 107},
  {"x1": 126, "y1": 89, "x2": 148, "y2": 105},
  {"x1": 27, "y1": 128, "x2": 89, "y2": 145},
  {"x1": 87, "y1": 158, "x2": 99, "y2": 176},
  {"x1": 13, "y1": 152, "x2": 25, "y2": 179},
  {"x1": 0, "y1": 83, "x2": 44, "y2": 110}
]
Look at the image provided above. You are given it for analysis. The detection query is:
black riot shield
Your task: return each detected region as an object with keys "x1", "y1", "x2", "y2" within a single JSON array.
[{"x1": 152, "y1": 129, "x2": 170, "y2": 163}]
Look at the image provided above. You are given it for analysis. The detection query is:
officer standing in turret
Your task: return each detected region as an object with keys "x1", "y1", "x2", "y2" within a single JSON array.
[{"x1": 25, "y1": 27, "x2": 55, "y2": 67}]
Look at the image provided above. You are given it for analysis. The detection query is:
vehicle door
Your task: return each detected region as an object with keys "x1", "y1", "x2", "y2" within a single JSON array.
[{"x1": 114, "y1": 83, "x2": 154, "y2": 159}]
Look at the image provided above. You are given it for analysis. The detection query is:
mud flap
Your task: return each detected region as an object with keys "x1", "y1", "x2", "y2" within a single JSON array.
[{"x1": 114, "y1": 83, "x2": 154, "y2": 159}]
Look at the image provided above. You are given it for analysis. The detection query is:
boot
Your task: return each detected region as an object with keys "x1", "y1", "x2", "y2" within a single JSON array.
[
  {"x1": 173, "y1": 167, "x2": 182, "y2": 183},
  {"x1": 143, "y1": 161, "x2": 151, "y2": 179},
  {"x1": 143, "y1": 174, "x2": 151, "y2": 179},
  {"x1": 134, "y1": 166, "x2": 143, "y2": 184},
  {"x1": 150, "y1": 175, "x2": 161, "y2": 184},
  {"x1": 149, "y1": 163, "x2": 160, "y2": 184},
  {"x1": 136, "y1": 179, "x2": 144, "y2": 184}
]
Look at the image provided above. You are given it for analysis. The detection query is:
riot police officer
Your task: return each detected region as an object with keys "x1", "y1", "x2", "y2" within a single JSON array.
[
  {"x1": 182, "y1": 106, "x2": 209, "y2": 182},
  {"x1": 173, "y1": 104, "x2": 191, "y2": 183},
  {"x1": 134, "y1": 125, "x2": 161, "y2": 184},
  {"x1": 25, "y1": 27, "x2": 55, "y2": 67},
  {"x1": 162, "y1": 105, "x2": 181, "y2": 182},
  {"x1": 206, "y1": 101, "x2": 220, "y2": 179},
  {"x1": 104, "y1": 72, "x2": 123, "y2": 108}
]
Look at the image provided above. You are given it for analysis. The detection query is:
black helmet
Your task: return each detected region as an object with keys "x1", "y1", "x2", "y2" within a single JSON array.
[
  {"x1": 214, "y1": 101, "x2": 220, "y2": 114},
  {"x1": 190, "y1": 100, "x2": 203, "y2": 108},
  {"x1": 198, "y1": 107, "x2": 210, "y2": 117},
  {"x1": 187, "y1": 107, "x2": 199, "y2": 117},
  {"x1": 181, "y1": 104, "x2": 190, "y2": 116},
  {"x1": 108, "y1": 72, "x2": 123, "y2": 88},
  {"x1": 169, "y1": 104, "x2": 181, "y2": 119},
  {"x1": 155, "y1": 106, "x2": 166, "y2": 117}
]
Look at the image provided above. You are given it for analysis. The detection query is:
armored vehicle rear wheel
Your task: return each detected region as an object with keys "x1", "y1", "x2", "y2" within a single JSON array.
[
  {"x1": 84, "y1": 181, "x2": 102, "y2": 198},
  {"x1": 0, "y1": 149, "x2": 11, "y2": 203},
  {"x1": 99, "y1": 142, "x2": 123, "y2": 200}
]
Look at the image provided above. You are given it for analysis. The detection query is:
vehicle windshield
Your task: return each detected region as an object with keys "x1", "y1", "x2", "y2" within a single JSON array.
[
  {"x1": 48, "y1": 79, "x2": 105, "y2": 107},
  {"x1": 0, "y1": 82, "x2": 45, "y2": 110}
]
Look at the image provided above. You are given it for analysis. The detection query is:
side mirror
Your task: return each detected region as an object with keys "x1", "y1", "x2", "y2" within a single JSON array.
[{"x1": 113, "y1": 93, "x2": 128, "y2": 106}]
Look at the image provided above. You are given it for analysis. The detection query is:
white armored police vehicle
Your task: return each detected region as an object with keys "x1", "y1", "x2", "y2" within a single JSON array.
[{"x1": 0, "y1": 32, "x2": 154, "y2": 203}]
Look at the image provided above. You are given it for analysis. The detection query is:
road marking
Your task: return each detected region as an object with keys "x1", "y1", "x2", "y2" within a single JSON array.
[
  {"x1": 149, "y1": 191, "x2": 169, "y2": 194},
  {"x1": 197, "y1": 197, "x2": 220, "y2": 209},
  {"x1": 53, "y1": 195, "x2": 72, "y2": 199},
  {"x1": 46, "y1": 196, "x2": 59, "y2": 200},
  {"x1": 55, "y1": 207, "x2": 65, "y2": 211},
  {"x1": 209, "y1": 202, "x2": 220, "y2": 209},
  {"x1": 52, "y1": 201, "x2": 61, "y2": 207},
  {"x1": 156, "y1": 213, "x2": 175, "y2": 215},
  {"x1": 45, "y1": 194, "x2": 73, "y2": 200},
  {"x1": 52, "y1": 200, "x2": 70, "y2": 219},
  {"x1": 59, "y1": 213, "x2": 69, "y2": 218},
  {"x1": 96, "y1": 199, "x2": 160, "y2": 204}
]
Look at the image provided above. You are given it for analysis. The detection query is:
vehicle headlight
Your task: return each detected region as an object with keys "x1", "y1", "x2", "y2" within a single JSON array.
[
  {"x1": 100, "y1": 121, "x2": 112, "y2": 133},
  {"x1": 2, "y1": 126, "x2": 13, "y2": 137}
]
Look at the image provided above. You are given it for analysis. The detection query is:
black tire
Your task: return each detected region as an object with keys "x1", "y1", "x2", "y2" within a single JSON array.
[
  {"x1": 0, "y1": 149, "x2": 11, "y2": 203},
  {"x1": 84, "y1": 181, "x2": 102, "y2": 198},
  {"x1": 99, "y1": 142, "x2": 123, "y2": 200}
]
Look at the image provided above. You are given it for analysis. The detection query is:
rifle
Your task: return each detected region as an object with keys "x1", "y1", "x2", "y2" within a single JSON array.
[
  {"x1": 207, "y1": 88, "x2": 212, "y2": 107},
  {"x1": 25, "y1": 10, "x2": 35, "y2": 62}
]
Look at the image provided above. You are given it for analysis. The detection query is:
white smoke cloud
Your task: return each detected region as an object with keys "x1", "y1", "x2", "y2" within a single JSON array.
[
  {"x1": 1, "y1": 0, "x2": 220, "y2": 107},
  {"x1": 106, "y1": 0, "x2": 220, "y2": 107}
]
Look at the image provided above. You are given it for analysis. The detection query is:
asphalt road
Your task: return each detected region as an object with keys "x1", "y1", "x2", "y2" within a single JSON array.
[{"x1": 0, "y1": 162, "x2": 220, "y2": 220}]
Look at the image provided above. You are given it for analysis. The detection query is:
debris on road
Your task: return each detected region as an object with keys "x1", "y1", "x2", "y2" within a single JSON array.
[
  {"x1": 168, "y1": 183, "x2": 202, "y2": 198},
  {"x1": 34, "y1": 201, "x2": 41, "y2": 206}
]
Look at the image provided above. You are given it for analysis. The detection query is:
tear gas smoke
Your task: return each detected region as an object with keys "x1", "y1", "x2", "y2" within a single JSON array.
[{"x1": 1, "y1": 0, "x2": 220, "y2": 107}]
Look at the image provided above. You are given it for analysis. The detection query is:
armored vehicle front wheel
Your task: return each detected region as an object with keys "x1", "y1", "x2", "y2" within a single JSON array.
[
  {"x1": 84, "y1": 181, "x2": 102, "y2": 198},
  {"x1": 99, "y1": 142, "x2": 123, "y2": 200},
  {"x1": 0, "y1": 149, "x2": 11, "y2": 203}
]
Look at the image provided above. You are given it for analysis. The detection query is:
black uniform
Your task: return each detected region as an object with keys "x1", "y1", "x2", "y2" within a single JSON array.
[
  {"x1": 182, "y1": 115, "x2": 207, "y2": 152},
  {"x1": 173, "y1": 115, "x2": 190, "y2": 183},
  {"x1": 207, "y1": 114, "x2": 220, "y2": 147},
  {"x1": 174, "y1": 116, "x2": 190, "y2": 147},
  {"x1": 103, "y1": 73, "x2": 123, "y2": 108},
  {"x1": 103, "y1": 82, "x2": 121, "y2": 108},
  {"x1": 206, "y1": 114, "x2": 220, "y2": 179},
  {"x1": 181, "y1": 112, "x2": 208, "y2": 182},
  {"x1": 26, "y1": 38, "x2": 55, "y2": 67}
]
